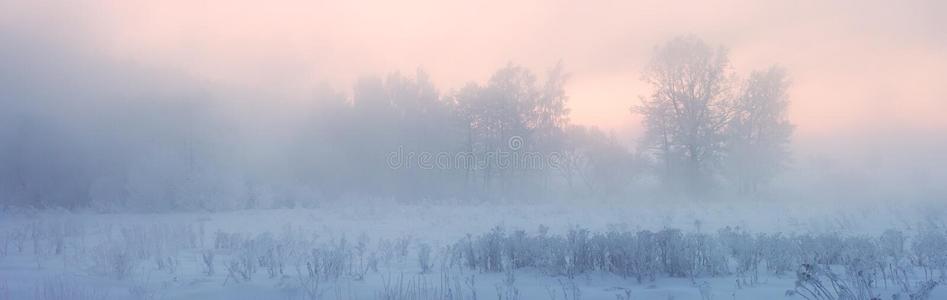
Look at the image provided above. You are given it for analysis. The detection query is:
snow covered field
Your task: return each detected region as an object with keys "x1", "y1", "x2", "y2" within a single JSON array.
[
  {"x1": 4, "y1": 0, "x2": 947, "y2": 298},
  {"x1": 1, "y1": 200, "x2": 945, "y2": 300}
]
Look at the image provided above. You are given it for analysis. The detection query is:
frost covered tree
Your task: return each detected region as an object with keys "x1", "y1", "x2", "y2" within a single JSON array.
[
  {"x1": 636, "y1": 36, "x2": 733, "y2": 192},
  {"x1": 449, "y1": 63, "x2": 570, "y2": 200},
  {"x1": 532, "y1": 62, "x2": 571, "y2": 149},
  {"x1": 724, "y1": 67, "x2": 793, "y2": 193},
  {"x1": 636, "y1": 36, "x2": 794, "y2": 194},
  {"x1": 452, "y1": 64, "x2": 539, "y2": 197},
  {"x1": 386, "y1": 69, "x2": 459, "y2": 200}
]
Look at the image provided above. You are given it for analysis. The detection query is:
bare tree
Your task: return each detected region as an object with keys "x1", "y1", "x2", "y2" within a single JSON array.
[
  {"x1": 449, "y1": 63, "x2": 572, "y2": 200},
  {"x1": 725, "y1": 66, "x2": 793, "y2": 193},
  {"x1": 533, "y1": 61, "x2": 571, "y2": 145},
  {"x1": 456, "y1": 64, "x2": 539, "y2": 198},
  {"x1": 635, "y1": 35, "x2": 733, "y2": 192}
]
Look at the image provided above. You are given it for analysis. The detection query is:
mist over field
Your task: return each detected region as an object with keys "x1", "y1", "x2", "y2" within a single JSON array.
[{"x1": 1, "y1": 1, "x2": 946, "y2": 299}]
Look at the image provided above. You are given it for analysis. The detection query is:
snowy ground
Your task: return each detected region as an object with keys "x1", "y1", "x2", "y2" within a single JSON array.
[{"x1": 1, "y1": 199, "x2": 945, "y2": 299}]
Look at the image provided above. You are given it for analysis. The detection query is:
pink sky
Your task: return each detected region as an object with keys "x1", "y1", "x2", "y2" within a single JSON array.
[{"x1": 3, "y1": 0, "x2": 945, "y2": 139}]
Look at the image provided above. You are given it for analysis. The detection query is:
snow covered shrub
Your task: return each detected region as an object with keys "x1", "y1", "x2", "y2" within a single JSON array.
[
  {"x1": 254, "y1": 233, "x2": 288, "y2": 279},
  {"x1": 838, "y1": 236, "x2": 883, "y2": 297},
  {"x1": 787, "y1": 263, "x2": 856, "y2": 300},
  {"x1": 127, "y1": 280, "x2": 159, "y2": 300},
  {"x1": 479, "y1": 226, "x2": 506, "y2": 272},
  {"x1": 440, "y1": 244, "x2": 461, "y2": 271},
  {"x1": 91, "y1": 242, "x2": 135, "y2": 280},
  {"x1": 201, "y1": 250, "x2": 216, "y2": 276},
  {"x1": 421, "y1": 266, "x2": 479, "y2": 300},
  {"x1": 447, "y1": 222, "x2": 947, "y2": 297},
  {"x1": 542, "y1": 232, "x2": 572, "y2": 276},
  {"x1": 395, "y1": 235, "x2": 412, "y2": 263},
  {"x1": 453, "y1": 225, "x2": 553, "y2": 275},
  {"x1": 459, "y1": 234, "x2": 478, "y2": 271},
  {"x1": 506, "y1": 229, "x2": 535, "y2": 269},
  {"x1": 613, "y1": 288, "x2": 633, "y2": 300},
  {"x1": 28, "y1": 222, "x2": 44, "y2": 256},
  {"x1": 842, "y1": 261, "x2": 881, "y2": 300},
  {"x1": 655, "y1": 228, "x2": 689, "y2": 277},
  {"x1": 910, "y1": 225, "x2": 947, "y2": 281},
  {"x1": 902, "y1": 280, "x2": 939, "y2": 300},
  {"x1": 631, "y1": 230, "x2": 660, "y2": 282},
  {"x1": 718, "y1": 227, "x2": 759, "y2": 277},
  {"x1": 451, "y1": 225, "x2": 728, "y2": 280},
  {"x1": 378, "y1": 238, "x2": 396, "y2": 267},
  {"x1": 696, "y1": 281, "x2": 713, "y2": 300},
  {"x1": 294, "y1": 261, "x2": 326, "y2": 300},
  {"x1": 418, "y1": 243, "x2": 433, "y2": 274},
  {"x1": 323, "y1": 237, "x2": 353, "y2": 279},
  {"x1": 879, "y1": 230, "x2": 906, "y2": 263},
  {"x1": 376, "y1": 272, "x2": 449, "y2": 300},
  {"x1": 592, "y1": 230, "x2": 635, "y2": 279},
  {"x1": 31, "y1": 276, "x2": 109, "y2": 300},
  {"x1": 214, "y1": 230, "x2": 244, "y2": 250},
  {"x1": 2, "y1": 221, "x2": 84, "y2": 267},
  {"x1": 553, "y1": 278, "x2": 582, "y2": 300},
  {"x1": 9, "y1": 229, "x2": 26, "y2": 254},
  {"x1": 759, "y1": 233, "x2": 798, "y2": 275},
  {"x1": 29, "y1": 221, "x2": 68, "y2": 256},
  {"x1": 840, "y1": 236, "x2": 880, "y2": 266},
  {"x1": 154, "y1": 255, "x2": 179, "y2": 275},
  {"x1": 0, "y1": 232, "x2": 8, "y2": 260},
  {"x1": 812, "y1": 233, "x2": 847, "y2": 265},
  {"x1": 877, "y1": 230, "x2": 908, "y2": 288},
  {"x1": 685, "y1": 231, "x2": 729, "y2": 278},
  {"x1": 353, "y1": 234, "x2": 375, "y2": 280},
  {"x1": 495, "y1": 268, "x2": 519, "y2": 300},
  {"x1": 113, "y1": 223, "x2": 197, "y2": 265},
  {"x1": 788, "y1": 261, "x2": 888, "y2": 300},
  {"x1": 611, "y1": 230, "x2": 645, "y2": 281},
  {"x1": 293, "y1": 237, "x2": 356, "y2": 282},
  {"x1": 565, "y1": 227, "x2": 592, "y2": 276},
  {"x1": 225, "y1": 239, "x2": 258, "y2": 283}
]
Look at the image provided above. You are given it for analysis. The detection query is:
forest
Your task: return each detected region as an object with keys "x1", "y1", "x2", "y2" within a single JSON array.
[{"x1": 1, "y1": 35, "x2": 794, "y2": 211}]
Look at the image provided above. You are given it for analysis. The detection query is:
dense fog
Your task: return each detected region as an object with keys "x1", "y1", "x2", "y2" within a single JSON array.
[
  {"x1": 2, "y1": 26, "x2": 946, "y2": 211},
  {"x1": 3, "y1": 1, "x2": 947, "y2": 300}
]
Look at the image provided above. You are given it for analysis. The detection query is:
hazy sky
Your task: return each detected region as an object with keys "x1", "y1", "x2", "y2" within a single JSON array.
[{"x1": 3, "y1": 0, "x2": 945, "y2": 139}]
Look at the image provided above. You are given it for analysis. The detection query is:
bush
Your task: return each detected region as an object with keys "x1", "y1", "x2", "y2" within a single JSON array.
[
  {"x1": 91, "y1": 243, "x2": 135, "y2": 280},
  {"x1": 418, "y1": 243, "x2": 433, "y2": 274},
  {"x1": 32, "y1": 276, "x2": 109, "y2": 300}
]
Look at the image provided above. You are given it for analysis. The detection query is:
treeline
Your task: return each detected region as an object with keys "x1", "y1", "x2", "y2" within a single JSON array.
[{"x1": 0, "y1": 35, "x2": 791, "y2": 211}]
